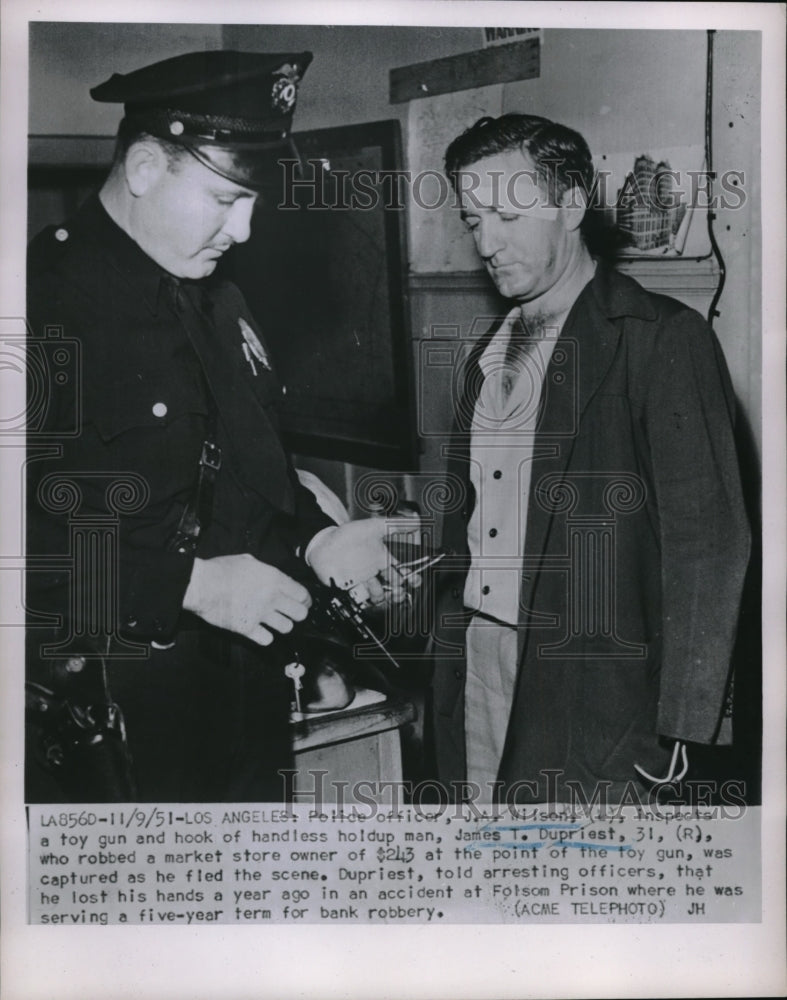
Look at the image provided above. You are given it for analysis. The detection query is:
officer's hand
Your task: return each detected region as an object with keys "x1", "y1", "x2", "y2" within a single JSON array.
[
  {"x1": 183, "y1": 554, "x2": 311, "y2": 646},
  {"x1": 305, "y1": 517, "x2": 422, "y2": 604}
]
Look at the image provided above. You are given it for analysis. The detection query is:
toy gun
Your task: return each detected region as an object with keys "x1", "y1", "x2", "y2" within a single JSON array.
[
  {"x1": 282, "y1": 545, "x2": 445, "y2": 712},
  {"x1": 306, "y1": 542, "x2": 445, "y2": 666}
]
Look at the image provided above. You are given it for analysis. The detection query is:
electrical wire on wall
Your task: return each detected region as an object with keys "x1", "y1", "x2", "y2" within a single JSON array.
[{"x1": 705, "y1": 28, "x2": 727, "y2": 325}]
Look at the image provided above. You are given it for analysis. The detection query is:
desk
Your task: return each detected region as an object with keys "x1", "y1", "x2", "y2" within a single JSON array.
[{"x1": 291, "y1": 690, "x2": 416, "y2": 804}]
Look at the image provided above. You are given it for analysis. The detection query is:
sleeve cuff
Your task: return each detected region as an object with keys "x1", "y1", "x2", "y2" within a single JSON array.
[
  {"x1": 303, "y1": 526, "x2": 338, "y2": 567},
  {"x1": 120, "y1": 549, "x2": 195, "y2": 641}
]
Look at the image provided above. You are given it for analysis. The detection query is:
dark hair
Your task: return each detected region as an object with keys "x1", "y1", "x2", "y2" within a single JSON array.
[
  {"x1": 112, "y1": 116, "x2": 189, "y2": 170},
  {"x1": 444, "y1": 113, "x2": 596, "y2": 207}
]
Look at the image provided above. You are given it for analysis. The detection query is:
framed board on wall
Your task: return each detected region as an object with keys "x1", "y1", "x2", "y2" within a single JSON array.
[{"x1": 224, "y1": 119, "x2": 416, "y2": 469}]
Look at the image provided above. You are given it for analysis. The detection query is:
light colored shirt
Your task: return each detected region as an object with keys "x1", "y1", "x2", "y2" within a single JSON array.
[{"x1": 463, "y1": 305, "x2": 563, "y2": 625}]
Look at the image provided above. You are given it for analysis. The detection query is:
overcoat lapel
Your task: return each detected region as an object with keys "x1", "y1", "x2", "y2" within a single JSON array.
[
  {"x1": 440, "y1": 321, "x2": 502, "y2": 555},
  {"x1": 516, "y1": 271, "x2": 629, "y2": 656}
]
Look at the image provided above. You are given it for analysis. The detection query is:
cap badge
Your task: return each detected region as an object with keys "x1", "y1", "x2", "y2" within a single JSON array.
[
  {"x1": 239, "y1": 317, "x2": 271, "y2": 374},
  {"x1": 271, "y1": 63, "x2": 301, "y2": 114}
]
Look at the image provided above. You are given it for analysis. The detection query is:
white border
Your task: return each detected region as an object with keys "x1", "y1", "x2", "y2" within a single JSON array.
[{"x1": 2, "y1": 3, "x2": 785, "y2": 998}]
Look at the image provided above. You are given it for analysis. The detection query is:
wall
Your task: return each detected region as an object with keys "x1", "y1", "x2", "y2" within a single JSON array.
[
  {"x1": 29, "y1": 22, "x2": 225, "y2": 134},
  {"x1": 708, "y1": 31, "x2": 761, "y2": 483},
  {"x1": 221, "y1": 24, "x2": 484, "y2": 135}
]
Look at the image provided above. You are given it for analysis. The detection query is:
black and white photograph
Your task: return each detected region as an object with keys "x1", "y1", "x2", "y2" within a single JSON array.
[{"x1": 1, "y1": 2, "x2": 785, "y2": 998}]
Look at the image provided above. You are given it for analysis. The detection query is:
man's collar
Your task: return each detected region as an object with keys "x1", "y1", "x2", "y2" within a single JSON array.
[
  {"x1": 588, "y1": 259, "x2": 658, "y2": 321},
  {"x1": 78, "y1": 193, "x2": 173, "y2": 314}
]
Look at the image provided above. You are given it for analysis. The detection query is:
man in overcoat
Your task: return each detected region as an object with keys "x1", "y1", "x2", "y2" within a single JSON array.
[
  {"x1": 26, "y1": 50, "x2": 415, "y2": 803},
  {"x1": 430, "y1": 113, "x2": 751, "y2": 804}
]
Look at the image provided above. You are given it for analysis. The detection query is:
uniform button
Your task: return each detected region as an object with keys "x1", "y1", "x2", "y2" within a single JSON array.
[
  {"x1": 489, "y1": 528, "x2": 498, "y2": 538},
  {"x1": 451, "y1": 587, "x2": 460, "y2": 599},
  {"x1": 152, "y1": 402, "x2": 168, "y2": 418},
  {"x1": 493, "y1": 470, "x2": 502, "y2": 480},
  {"x1": 54, "y1": 228, "x2": 69, "y2": 242},
  {"x1": 482, "y1": 585, "x2": 490, "y2": 595},
  {"x1": 126, "y1": 617, "x2": 138, "y2": 628},
  {"x1": 153, "y1": 618, "x2": 164, "y2": 631},
  {"x1": 282, "y1": 385, "x2": 287, "y2": 395},
  {"x1": 453, "y1": 669, "x2": 462, "y2": 680},
  {"x1": 169, "y1": 120, "x2": 185, "y2": 136}
]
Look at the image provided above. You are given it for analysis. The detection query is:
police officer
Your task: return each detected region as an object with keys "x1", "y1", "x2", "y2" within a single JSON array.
[{"x1": 26, "y1": 50, "x2": 416, "y2": 803}]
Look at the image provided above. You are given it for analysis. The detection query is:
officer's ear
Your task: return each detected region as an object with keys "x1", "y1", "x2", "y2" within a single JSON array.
[
  {"x1": 558, "y1": 184, "x2": 587, "y2": 232},
  {"x1": 123, "y1": 140, "x2": 168, "y2": 197}
]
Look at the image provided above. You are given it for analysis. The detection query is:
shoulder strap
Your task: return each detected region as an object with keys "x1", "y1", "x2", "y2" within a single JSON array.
[{"x1": 167, "y1": 379, "x2": 221, "y2": 555}]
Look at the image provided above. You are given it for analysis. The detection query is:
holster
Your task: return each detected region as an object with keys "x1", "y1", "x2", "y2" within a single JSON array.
[{"x1": 25, "y1": 656, "x2": 137, "y2": 802}]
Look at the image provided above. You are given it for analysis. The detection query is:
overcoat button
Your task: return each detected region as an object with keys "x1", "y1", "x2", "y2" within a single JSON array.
[
  {"x1": 55, "y1": 228, "x2": 69, "y2": 242},
  {"x1": 152, "y1": 402, "x2": 168, "y2": 418}
]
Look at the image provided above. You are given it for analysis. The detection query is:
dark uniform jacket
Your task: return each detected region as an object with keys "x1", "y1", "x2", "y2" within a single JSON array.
[
  {"x1": 26, "y1": 193, "x2": 332, "y2": 802},
  {"x1": 431, "y1": 264, "x2": 751, "y2": 802}
]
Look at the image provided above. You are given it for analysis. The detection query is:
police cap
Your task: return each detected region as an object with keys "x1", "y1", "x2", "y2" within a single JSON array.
[{"x1": 91, "y1": 49, "x2": 313, "y2": 189}]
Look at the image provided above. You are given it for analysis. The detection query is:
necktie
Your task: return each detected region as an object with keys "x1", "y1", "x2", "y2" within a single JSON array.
[{"x1": 501, "y1": 314, "x2": 543, "y2": 402}]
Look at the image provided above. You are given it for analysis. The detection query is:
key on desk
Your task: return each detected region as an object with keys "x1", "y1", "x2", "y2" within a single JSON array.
[{"x1": 284, "y1": 661, "x2": 306, "y2": 714}]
